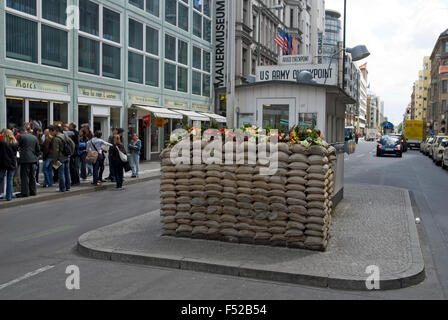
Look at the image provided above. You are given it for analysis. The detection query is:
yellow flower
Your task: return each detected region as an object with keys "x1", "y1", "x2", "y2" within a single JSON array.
[{"x1": 307, "y1": 129, "x2": 312, "y2": 133}]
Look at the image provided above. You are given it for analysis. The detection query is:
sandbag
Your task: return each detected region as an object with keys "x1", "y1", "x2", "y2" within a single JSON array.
[{"x1": 289, "y1": 153, "x2": 309, "y2": 163}]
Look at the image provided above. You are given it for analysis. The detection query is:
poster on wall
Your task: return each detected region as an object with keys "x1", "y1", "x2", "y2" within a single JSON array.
[
  {"x1": 142, "y1": 115, "x2": 151, "y2": 128},
  {"x1": 214, "y1": 0, "x2": 226, "y2": 88}
]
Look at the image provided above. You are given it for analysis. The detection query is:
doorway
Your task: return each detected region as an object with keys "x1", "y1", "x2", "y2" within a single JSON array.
[{"x1": 93, "y1": 116, "x2": 109, "y2": 140}]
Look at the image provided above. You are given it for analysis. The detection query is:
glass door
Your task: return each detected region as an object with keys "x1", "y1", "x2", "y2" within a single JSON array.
[
  {"x1": 262, "y1": 104, "x2": 290, "y2": 133},
  {"x1": 29, "y1": 100, "x2": 49, "y2": 129}
]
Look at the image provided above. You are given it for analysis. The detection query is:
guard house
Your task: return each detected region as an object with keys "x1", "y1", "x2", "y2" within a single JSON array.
[{"x1": 232, "y1": 62, "x2": 356, "y2": 205}]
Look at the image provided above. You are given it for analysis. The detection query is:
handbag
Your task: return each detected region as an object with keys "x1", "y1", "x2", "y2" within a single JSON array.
[
  {"x1": 123, "y1": 161, "x2": 132, "y2": 172},
  {"x1": 86, "y1": 141, "x2": 99, "y2": 164},
  {"x1": 116, "y1": 146, "x2": 128, "y2": 162}
]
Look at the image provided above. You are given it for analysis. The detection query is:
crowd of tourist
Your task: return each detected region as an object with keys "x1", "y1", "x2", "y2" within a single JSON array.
[{"x1": 0, "y1": 122, "x2": 142, "y2": 202}]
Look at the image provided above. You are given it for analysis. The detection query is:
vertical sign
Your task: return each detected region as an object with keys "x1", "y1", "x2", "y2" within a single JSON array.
[
  {"x1": 215, "y1": 0, "x2": 227, "y2": 88},
  {"x1": 317, "y1": 32, "x2": 323, "y2": 64}
]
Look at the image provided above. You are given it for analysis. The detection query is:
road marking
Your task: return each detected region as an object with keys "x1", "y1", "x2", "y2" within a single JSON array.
[
  {"x1": 0, "y1": 265, "x2": 55, "y2": 291},
  {"x1": 15, "y1": 225, "x2": 75, "y2": 243}
]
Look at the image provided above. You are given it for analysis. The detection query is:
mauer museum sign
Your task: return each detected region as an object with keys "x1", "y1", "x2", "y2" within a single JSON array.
[
  {"x1": 214, "y1": 0, "x2": 226, "y2": 88},
  {"x1": 256, "y1": 64, "x2": 338, "y2": 86}
]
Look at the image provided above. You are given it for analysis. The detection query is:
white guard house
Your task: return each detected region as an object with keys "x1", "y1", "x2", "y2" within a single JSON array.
[{"x1": 233, "y1": 63, "x2": 356, "y2": 205}]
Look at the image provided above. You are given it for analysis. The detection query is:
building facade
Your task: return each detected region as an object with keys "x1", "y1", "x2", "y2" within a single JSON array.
[
  {"x1": 429, "y1": 29, "x2": 448, "y2": 135},
  {"x1": 412, "y1": 56, "x2": 431, "y2": 121},
  {"x1": 0, "y1": 0, "x2": 216, "y2": 160}
]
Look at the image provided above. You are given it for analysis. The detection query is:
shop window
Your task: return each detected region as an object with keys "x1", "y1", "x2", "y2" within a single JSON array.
[
  {"x1": 151, "y1": 116, "x2": 159, "y2": 153},
  {"x1": 145, "y1": 57, "x2": 159, "y2": 87},
  {"x1": 53, "y1": 103, "x2": 68, "y2": 124},
  {"x1": 128, "y1": 52, "x2": 144, "y2": 84},
  {"x1": 79, "y1": 0, "x2": 99, "y2": 36},
  {"x1": 298, "y1": 113, "x2": 317, "y2": 129},
  {"x1": 6, "y1": 98, "x2": 24, "y2": 129},
  {"x1": 6, "y1": 0, "x2": 36, "y2": 15},
  {"x1": 192, "y1": 71, "x2": 202, "y2": 95},
  {"x1": 193, "y1": 12, "x2": 202, "y2": 38},
  {"x1": 41, "y1": 25, "x2": 68, "y2": 69},
  {"x1": 29, "y1": 101, "x2": 49, "y2": 129},
  {"x1": 129, "y1": 19, "x2": 143, "y2": 50},
  {"x1": 103, "y1": 8, "x2": 120, "y2": 43},
  {"x1": 165, "y1": 0, "x2": 177, "y2": 26},
  {"x1": 103, "y1": 44, "x2": 121, "y2": 80},
  {"x1": 78, "y1": 105, "x2": 91, "y2": 127},
  {"x1": 178, "y1": 3, "x2": 189, "y2": 31},
  {"x1": 6, "y1": 14, "x2": 38, "y2": 63},
  {"x1": 177, "y1": 66, "x2": 188, "y2": 93},
  {"x1": 79, "y1": 36, "x2": 100, "y2": 75},
  {"x1": 42, "y1": 0, "x2": 66, "y2": 24},
  {"x1": 238, "y1": 114, "x2": 254, "y2": 128},
  {"x1": 110, "y1": 107, "x2": 121, "y2": 130},
  {"x1": 146, "y1": 26, "x2": 159, "y2": 55},
  {"x1": 263, "y1": 105, "x2": 289, "y2": 133},
  {"x1": 164, "y1": 63, "x2": 176, "y2": 90}
]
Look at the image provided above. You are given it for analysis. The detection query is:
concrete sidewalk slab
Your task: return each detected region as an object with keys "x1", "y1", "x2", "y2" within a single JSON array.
[
  {"x1": 77, "y1": 184, "x2": 425, "y2": 291},
  {"x1": 0, "y1": 162, "x2": 161, "y2": 210}
]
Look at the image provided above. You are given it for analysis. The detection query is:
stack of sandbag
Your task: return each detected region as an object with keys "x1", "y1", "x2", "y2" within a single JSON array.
[
  {"x1": 160, "y1": 147, "x2": 178, "y2": 236},
  {"x1": 304, "y1": 145, "x2": 333, "y2": 251}
]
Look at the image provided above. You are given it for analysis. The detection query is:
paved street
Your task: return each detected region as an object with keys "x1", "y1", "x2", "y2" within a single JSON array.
[{"x1": 0, "y1": 141, "x2": 447, "y2": 299}]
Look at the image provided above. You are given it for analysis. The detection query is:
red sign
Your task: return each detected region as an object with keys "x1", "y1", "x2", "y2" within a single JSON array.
[
  {"x1": 142, "y1": 115, "x2": 151, "y2": 128},
  {"x1": 440, "y1": 65, "x2": 448, "y2": 74}
]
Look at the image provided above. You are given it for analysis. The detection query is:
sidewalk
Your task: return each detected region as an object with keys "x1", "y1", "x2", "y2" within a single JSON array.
[
  {"x1": 77, "y1": 184, "x2": 425, "y2": 291},
  {"x1": 0, "y1": 162, "x2": 161, "y2": 210}
]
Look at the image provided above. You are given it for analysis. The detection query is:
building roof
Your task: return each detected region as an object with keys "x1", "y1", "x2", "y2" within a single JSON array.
[{"x1": 325, "y1": 10, "x2": 341, "y2": 19}]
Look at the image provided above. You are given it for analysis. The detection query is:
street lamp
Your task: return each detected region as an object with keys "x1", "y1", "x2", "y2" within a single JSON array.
[{"x1": 257, "y1": 4, "x2": 284, "y2": 66}]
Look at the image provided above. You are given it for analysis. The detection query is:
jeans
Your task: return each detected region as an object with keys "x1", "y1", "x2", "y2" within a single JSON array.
[
  {"x1": 130, "y1": 153, "x2": 140, "y2": 177},
  {"x1": 20, "y1": 163, "x2": 37, "y2": 196},
  {"x1": 70, "y1": 156, "x2": 80, "y2": 185},
  {"x1": 0, "y1": 169, "x2": 15, "y2": 201},
  {"x1": 108, "y1": 154, "x2": 115, "y2": 180},
  {"x1": 58, "y1": 159, "x2": 71, "y2": 192},
  {"x1": 35, "y1": 162, "x2": 40, "y2": 183},
  {"x1": 80, "y1": 152, "x2": 87, "y2": 179},
  {"x1": 99, "y1": 157, "x2": 105, "y2": 181},
  {"x1": 42, "y1": 158, "x2": 54, "y2": 187},
  {"x1": 92, "y1": 158, "x2": 101, "y2": 184},
  {"x1": 112, "y1": 159, "x2": 124, "y2": 188}
]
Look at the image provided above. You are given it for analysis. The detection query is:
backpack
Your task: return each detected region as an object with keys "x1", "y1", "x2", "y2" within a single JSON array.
[{"x1": 59, "y1": 135, "x2": 75, "y2": 157}]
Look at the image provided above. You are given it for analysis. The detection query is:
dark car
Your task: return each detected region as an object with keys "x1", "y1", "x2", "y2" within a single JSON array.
[
  {"x1": 391, "y1": 134, "x2": 408, "y2": 152},
  {"x1": 377, "y1": 136, "x2": 403, "y2": 158}
]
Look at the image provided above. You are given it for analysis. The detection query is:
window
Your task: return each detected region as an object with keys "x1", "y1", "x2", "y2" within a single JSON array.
[
  {"x1": 192, "y1": 71, "x2": 202, "y2": 95},
  {"x1": 445, "y1": 42, "x2": 448, "y2": 53},
  {"x1": 192, "y1": 46, "x2": 211, "y2": 97},
  {"x1": 443, "y1": 80, "x2": 448, "y2": 93},
  {"x1": 103, "y1": 8, "x2": 120, "y2": 43},
  {"x1": 443, "y1": 100, "x2": 447, "y2": 114},
  {"x1": 78, "y1": 1, "x2": 122, "y2": 78},
  {"x1": 6, "y1": 0, "x2": 36, "y2": 15},
  {"x1": 129, "y1": 0, "x2": 144, "y2": 9},
  {"x1": 193, "y1": 12, "x2": 202, "y2": 38},
  {"x1": 41, "y1": 25, "x2": 68, "y2": 68},
  {"x1": 6, "y1": 98, "x2": 25, "y2": 128},
  {"x1": 129, "y1": 0, "x2": 159, "y2": 17},
  {"x1": 165, "y1": 0, "x2": 177, "y2": 25},
  {"x1": 192, "y1": 0, "x2": 211, "y2": 42},
  {"x1": 193, "y1": 47, "x2": 201, "y2": 69},
  {"x1": 128, "y1": 20, "x2": 160, "y2": 87},
  {"x1": 6, "y1": 14, "x2": 38, "y2": 63},
  {"x1": 178, "y1": 2, "x2": 189, "y2": 31},
  {"x1": 166, "y1": 0, "x2": 189, "y2": 31},
  {"x1": 164, "y1": 34, "x2": 189, "y2": 92},
  {"x1": 42, "y1": 0, "x2": 66, "y2": 25}
]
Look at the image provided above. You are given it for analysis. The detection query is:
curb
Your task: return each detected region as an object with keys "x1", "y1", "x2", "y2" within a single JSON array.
[
  {"x1": 0, "y1": 175, "x2": 160, "y2": 210},
  {"x1": 77, "y1": 185, "x2": 426, "y2": 291}
]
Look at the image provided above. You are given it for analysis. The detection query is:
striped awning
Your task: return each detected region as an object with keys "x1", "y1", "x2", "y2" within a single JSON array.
[
  {"x1": 135, "y1": 106, "x2": 183, "y2": 119},
  {"x1": 173, "y1": 110, "x2": 210, "y2": 122}
]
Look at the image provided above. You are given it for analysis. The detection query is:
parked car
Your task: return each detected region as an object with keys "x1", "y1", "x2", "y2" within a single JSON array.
[
  {"x1": 431, "y1": 136, "x2": 448, "y2": 161},
  {"x1": 377, "y1": 136, "x2": 403, "y2": 158},
  {"x1": 420, "y1": 137, "x2": 429, "y2": 154},
  {"x1": 442, "y1": 143, "x2": 448, "y2": 170},
  {"x1": 424, "y1": 137, "x2": 435, "y2": 156},
  {"x1": 434, "y1": 139, "x2": 448, "y2": 166}
]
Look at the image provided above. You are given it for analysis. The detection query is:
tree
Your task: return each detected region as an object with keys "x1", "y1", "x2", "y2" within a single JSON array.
[{"x1": 397, "y1": 122, "x2": 403, "y2": 134}]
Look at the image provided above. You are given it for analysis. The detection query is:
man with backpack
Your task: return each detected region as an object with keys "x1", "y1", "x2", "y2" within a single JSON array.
[{"x1": 49, "y1": 126, "x2": 75, "y2": 193}]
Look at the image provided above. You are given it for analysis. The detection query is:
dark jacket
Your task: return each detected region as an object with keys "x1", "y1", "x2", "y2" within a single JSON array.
[
  {"x1": 109, "y1": 143, "x2": 126, "y2": 162},
  {"x1": 42, "y1": 138, "x2": 54, "y2": 161},
  {"x1": 0, "y1": 141, "x2": 18, "y2": 170},
  {"x1": 18, "y1": 132, "x2": 40, "y2": 164},
  {"x1": 52, "y1": 133, "x2": 75, "y2": 162}
]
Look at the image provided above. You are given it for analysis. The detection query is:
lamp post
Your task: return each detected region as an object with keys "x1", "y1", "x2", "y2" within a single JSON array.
[{"x1": 257, "y1": 3, "x2": 284, "y2": 66}]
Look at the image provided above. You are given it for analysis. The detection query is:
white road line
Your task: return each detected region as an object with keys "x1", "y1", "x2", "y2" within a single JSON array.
[{"x1": 0, "y1": 265, "x2": 55, "y2": 291}]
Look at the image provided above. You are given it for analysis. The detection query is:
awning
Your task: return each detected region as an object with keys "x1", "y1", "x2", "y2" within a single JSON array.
[
  {"x1": 199, "y1": 112, "x2": 227, "y2": 123},
  {"x1": 135, "y1": 105, "x2": 183, "y2": 119},
  {"x1": 173, "y1": 110, "x2": 210, "y2": 122}
]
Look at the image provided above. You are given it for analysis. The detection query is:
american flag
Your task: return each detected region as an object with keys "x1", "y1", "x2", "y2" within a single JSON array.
[{"x1": 274, "y1": 29, "x2": 288, "y2": 52}]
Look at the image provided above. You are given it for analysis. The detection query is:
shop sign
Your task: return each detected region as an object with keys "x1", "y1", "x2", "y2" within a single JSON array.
[
  {"x1": 156, "y1": 118, "x2": 165, "y2": 128},
  {"x1": 317, "y1": 32, "x2": 323, "y2": 64},
  {"x1": 256, "y1": 64, "x2": 338, "y2": 86},
  {"x1": 129, "y1": 95, "x2": 160, "y2": 105},
  {"x1": 6, "y1": 77, "x2": 68, "y2": 94},
  {"x1": 214, "y1": 0, "x2": 226, "y2": 88},
  {"x1": 142, "y1": 115, "x2": 151, "y2": 128},
  {"x1": 279, "y1": 55, "x2": 312, "y2": 65},
  {"x1": 193, "y1": 104, "x2": 210, "y2": 112},
  {"x1": 165, "y1": 99, "x2": 188, "y2": 109},
  {"x1": 79, "y1": 87, "x2": 121, "y2": 100},
  {"x1": 439, "y1": 65, "x2": 448, "y2": 74}
]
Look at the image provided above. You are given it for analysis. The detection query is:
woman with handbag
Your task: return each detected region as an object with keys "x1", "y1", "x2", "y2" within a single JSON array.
[
  {"x1": 0, "y1": 130, "x2": 19, "y2": 201},
  {"x1": 86, "y1": 131, "x2": 112, "y2": 186},
  {"x1": 109, "y1": 134, "x2": 127, "y2": 190}
]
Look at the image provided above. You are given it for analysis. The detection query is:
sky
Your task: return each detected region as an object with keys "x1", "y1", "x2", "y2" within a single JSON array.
[{"x1": 325, "y1": 0, "x2": 448, "y2": 125}]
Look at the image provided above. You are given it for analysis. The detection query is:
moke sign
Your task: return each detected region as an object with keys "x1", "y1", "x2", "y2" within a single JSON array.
[{"x1": 256, "y1": 64, "x2": 338, "y2": 85}]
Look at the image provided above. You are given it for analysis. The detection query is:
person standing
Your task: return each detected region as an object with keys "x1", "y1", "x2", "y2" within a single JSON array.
[
  {"x1": 17, "y1": 126, "x2": 40, "y2": 197},
  {"x1": 33, "y1": 127, "x2": 43, "y2": 186},
  {"x1": 78, "y1": 128, "x2": 89, "y2": 181},
  {"x1": 41, "y1": 130, "x2": 54, "y2": 188},
  {"x1": 50, "y1": 126, "x2": 75, "y2": 193},
  {"x1": 107, "y1": 128, "x2": 118, "y2": 182},
  {"x1": 87, "y1": 131, "x2": 112, "y2": 186},
  {"x1": 109, "y1": 134, "x2": 126, "y2": 190},
  {"x1": 68, "y1": 123, "x2": 80, "y2": 186},
  {"x1": 128, "y1": 133, "x2": 141, "y2": 178},
  {"x1": 0, "y1": 130, "x2": 19, "y2": 201}
]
